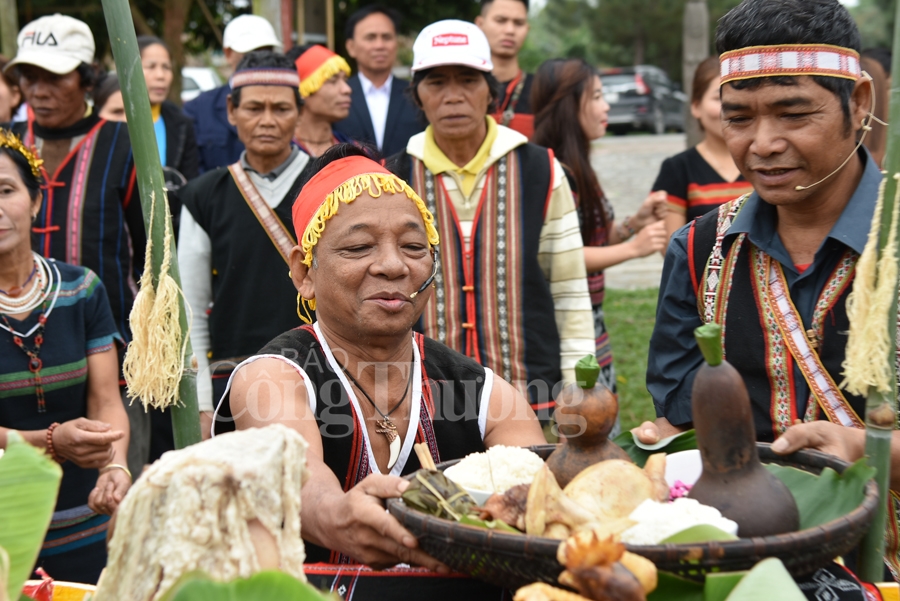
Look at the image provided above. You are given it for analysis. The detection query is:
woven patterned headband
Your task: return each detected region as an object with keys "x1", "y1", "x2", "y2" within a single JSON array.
[
  {"x1": 229, "y1": 68, "x2": 301, "y2": 90},
  {"x1": 719, "y1": 44, "x2": 861, "y2": 86}
]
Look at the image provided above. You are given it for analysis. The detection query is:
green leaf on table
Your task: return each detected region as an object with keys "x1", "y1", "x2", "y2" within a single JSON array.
[
  {"x1": 765, "y1": 459, "x2": 875, "y2": 530},
  {"x1": 648, "y1": 572, "x2": 704, "y2": 601},
  {"x1": 459, "y1": 515, "x2": 521, "y2": 533},
  {"x1": 703, "y1": 571, "x2": 746, "y2": 601},
  {"x1": 614, "y1": 429, "x2": 698, "y2": 467},
  {"x1": 661, "y1": 524, "x2": 738, "y2": 544},
  {"x1": 724, "y1": 558, "x2": 805, "y2": 601},
  {"x1": 159, "y1": 570, "x2": 338, "y2": 601},
  {"x1": 0, "y1": 432, "x2": 62, "y2": 601}
]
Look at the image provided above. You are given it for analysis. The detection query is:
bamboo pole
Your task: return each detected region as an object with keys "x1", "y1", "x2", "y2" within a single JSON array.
[
  {"x1": 857, "y1": 0, "x2": 900, "y2": 581},
  {"x1": 101, "y1": 0, "x2": 202, "y2": 449}
]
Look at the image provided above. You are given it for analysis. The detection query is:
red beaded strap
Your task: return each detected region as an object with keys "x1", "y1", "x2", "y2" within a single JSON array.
[{"x1": 46, "y1": 422, "x2": 65, "y2": 464}]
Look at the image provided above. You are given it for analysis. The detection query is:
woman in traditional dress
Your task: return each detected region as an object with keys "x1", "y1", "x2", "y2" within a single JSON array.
[
  {"x1": 213, "y1": 143, "x2": 545, "y2": 575},
  {"x1": 286, "y1": 44, "x2": 355, "y2": 157},
  {"x1": 0, "y1": 130, "x2": 130, "y2": 583},
  {"x1": 651, "y1": 56, "x2": 753, "y2": 243},
  {"x1": 137, "y1": 36, "x2": 200, "y2": 186},
  {"x1": 532, "y1": 58, "x2": 667, "y2": 398}
]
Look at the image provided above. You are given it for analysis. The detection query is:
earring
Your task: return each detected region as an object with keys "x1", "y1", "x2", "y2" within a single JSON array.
[{"x1": 297, "y1": 293, "x2": 316, "y2": 324}]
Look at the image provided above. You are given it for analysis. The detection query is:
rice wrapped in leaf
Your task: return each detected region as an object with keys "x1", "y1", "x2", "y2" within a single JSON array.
[{"x1": 402, "y1": 469, "x2": 476, "y2": 520}]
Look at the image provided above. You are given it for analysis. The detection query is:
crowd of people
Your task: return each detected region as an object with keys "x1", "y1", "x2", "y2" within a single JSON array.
[{"x1": 2, "y1": 0, "x2": 900, "y2": 589}]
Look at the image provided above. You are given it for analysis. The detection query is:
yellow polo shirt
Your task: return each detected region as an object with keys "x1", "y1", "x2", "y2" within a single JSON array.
[{"x1": 421, "y1": 116, "x2": 498, "y2": 198}]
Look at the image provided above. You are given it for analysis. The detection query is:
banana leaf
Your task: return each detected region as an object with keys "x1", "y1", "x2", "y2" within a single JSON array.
[
  {"x1": 661, "y1": 524, "x2": 738, "y2": 544},
  {"x1": 0, "y1": 432, "x2": 62, "y2": 600},
  {"x1": 159, "y1": 571, "x2": 337, "y2": 601},
  {"x1": 765, "y1": 459, "x2": 876, "y2": 530},
  {"x1": 649, "y1": 559, "x2": 803, "y2": 601},
  {"x1": 613, "y1": 429, "x2": 698, "y2": 467},
  {"x1": 402, "y1": 469, "x2": 476, "y2": 521}
]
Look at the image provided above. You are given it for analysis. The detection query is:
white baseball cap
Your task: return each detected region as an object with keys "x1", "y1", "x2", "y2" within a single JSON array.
[
  {"x1": 223, "y1": 14, "x2": 282, "y2": 53},
  {"x1": 6, "y1": 14, "x2": 95, "y2": 75},
  {"x1": 411, "y1": 20, "x2": 493, "y2": 73}
]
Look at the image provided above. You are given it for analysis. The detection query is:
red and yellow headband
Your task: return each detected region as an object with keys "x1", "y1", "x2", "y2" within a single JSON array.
[
  {"x1": 294, "y1": 45, "x2": 351, "y2": 98},
  {"x1": 292, "y1": 155, "x2": 440, "y2": 267},
  {"x1": 719, "y1": 44, "x2": 861, "y2": 86}
]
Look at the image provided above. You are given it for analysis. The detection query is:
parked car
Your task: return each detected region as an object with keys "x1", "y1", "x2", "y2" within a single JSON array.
[
  {"x1": 600, "y1": 66, "x2": 687, "y2": 135},
  {"x1": 181, "y1": 67, "x2": 223, "y2": 103}
]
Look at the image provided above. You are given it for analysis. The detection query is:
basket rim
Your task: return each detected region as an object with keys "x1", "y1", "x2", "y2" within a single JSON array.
[{"x1": 386, "y1": 443, "x2": 879, "y2": 561}]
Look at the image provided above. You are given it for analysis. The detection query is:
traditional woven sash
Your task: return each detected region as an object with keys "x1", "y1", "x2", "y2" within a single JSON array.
[
  {"x1": 699, "y1": 195, "x2": 750, "y2": 333},
  {"x1": 763, "y1": 255, "x2": 864, "y2": 428},
  {"x1": 410, "y1": 154, "x2": 528, "y2": 384},
  {"x1": 228, "y1": 161, "x2": 297, "y2": 265}
]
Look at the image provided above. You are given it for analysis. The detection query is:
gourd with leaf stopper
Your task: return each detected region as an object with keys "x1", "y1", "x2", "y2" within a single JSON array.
[
  {"x1": 687, "y1": 324, "x2": 799, "y2": 537},
  {"x1": 546, "y1": 355, "x2": 631, "y2": 488}
]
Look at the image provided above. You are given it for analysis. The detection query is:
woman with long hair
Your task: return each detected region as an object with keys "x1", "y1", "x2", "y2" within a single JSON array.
[
  {"x1": 652, "y1": 56, "x2": 752, "y2": 242},
  {"x1": 532, "y1": 57, "x2": 667, "y2": 398}
]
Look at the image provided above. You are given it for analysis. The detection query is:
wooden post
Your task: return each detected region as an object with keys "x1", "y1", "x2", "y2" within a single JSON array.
[
  {"x1": 101, "y1": 0, "x2": 202, "y2": 450},
  {"x1": 682, "y1": 0, "x2": 709, "y2": 148},
  {"x1": 281, "y1": 0, "x2": 294, "y2": 51},
  {"x1": 296, "y1": 0, "x2": 305, "y2": 45},
  {"x1": 0, "y1": 0, "x2": 19, "y2": 59},
  {"x1": 326, "y1": 0, "x2": 334, "y2": 51}
]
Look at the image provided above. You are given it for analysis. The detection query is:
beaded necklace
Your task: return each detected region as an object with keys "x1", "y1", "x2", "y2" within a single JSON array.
[
  {"x1": 1, "y1": 302, "x2": 49, "y2": 412},
  {"x1": 0, "y1": 256, "x2": 61, "y2": 413}
]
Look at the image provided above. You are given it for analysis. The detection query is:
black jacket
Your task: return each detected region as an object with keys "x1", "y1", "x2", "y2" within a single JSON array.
[
  {"x1": 160, "y1": 100, "x2": 199, "y2": 181},
  {"x1": 334, "y1": 74, "x2": 425, "y2": 158}
]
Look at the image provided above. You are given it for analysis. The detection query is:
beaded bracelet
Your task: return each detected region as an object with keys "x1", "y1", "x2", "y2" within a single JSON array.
[
  {"x1": 619, "y1": 215, "x2": 637, "y2": 240},
  {"x1": 46, "y1": 422, "x2": 65, "y2": 464}
]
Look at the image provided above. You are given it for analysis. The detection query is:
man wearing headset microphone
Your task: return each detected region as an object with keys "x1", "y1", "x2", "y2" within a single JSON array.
[{"x1": 635, "y1": 0, "x2": 900, "y2": 579}]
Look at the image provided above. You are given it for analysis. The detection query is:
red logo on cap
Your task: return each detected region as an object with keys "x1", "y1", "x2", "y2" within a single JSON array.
[{"x1": 432, "y1": 34, "x2": 468, "y2": 47}]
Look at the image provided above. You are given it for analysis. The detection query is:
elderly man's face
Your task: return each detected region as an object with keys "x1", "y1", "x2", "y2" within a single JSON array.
[
  {"x1": 18, "y1": 65, "x2": 86, "y2": 130},
  {"x1": 228, "y1": 85, "x2": 299, "y2": 158},
  {"x1": 294, "y1": 192, "x2": 434, "y2": 340},
  {"x1": 721, "y1": 76, "x2": 869, "y2": 207},
  {"x1": 416, "y1": 66, "x2": 491, "y2": 141}
]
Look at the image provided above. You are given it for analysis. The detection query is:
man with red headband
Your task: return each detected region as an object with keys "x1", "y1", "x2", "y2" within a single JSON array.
[
  {"x1": 287, "y1": 44, "x2": 355, "y2": 157},
  {"x1": 638, "y1": 0, "x2": 900, "y2": 577},
  {"x1": 211, "y1": 144, "x2": 545, "y2": 590},
  {"x1": 176, "y1": 52, "x2": 312, "y2": 436}
]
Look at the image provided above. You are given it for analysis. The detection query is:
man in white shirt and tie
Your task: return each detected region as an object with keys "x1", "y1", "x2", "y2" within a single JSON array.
[{"x1": 334, "y1": 4, "x2": 425, "y2": 157}]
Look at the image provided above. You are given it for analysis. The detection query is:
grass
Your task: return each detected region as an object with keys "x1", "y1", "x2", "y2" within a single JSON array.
[{"x1": 605, "y1": 288, "x2": 660, "y2": 432}]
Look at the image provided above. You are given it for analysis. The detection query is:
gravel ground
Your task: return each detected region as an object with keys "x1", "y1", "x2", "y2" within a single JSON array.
[{"x1": 590, "y1": 133, "x2": 687, "y2": 290}]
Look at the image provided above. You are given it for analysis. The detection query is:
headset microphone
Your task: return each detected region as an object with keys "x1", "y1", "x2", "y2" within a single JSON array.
[
  {"x1": 410, "y1": 247, "x2": 440, "y2": 299},
  {"x1": 794, "y1": 71, "x2": 884, "y2": 192}
]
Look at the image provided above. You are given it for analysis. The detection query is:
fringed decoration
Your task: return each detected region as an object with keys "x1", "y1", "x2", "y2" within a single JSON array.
[
  {"x1": 843, "y1": 173, "x2": 900, "y2": 395},
  {"x1": 122, "y1": 191, "x2": 191, "y2": 410},
  {"x1": 299, "y1": 172, "x2": 441, "y2": 267},
  {"x1": 298, "y1": 54, "x2": 351, "y2": 98}
]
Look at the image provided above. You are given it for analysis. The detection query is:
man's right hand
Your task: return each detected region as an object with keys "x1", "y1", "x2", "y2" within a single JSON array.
[
  {"x1": 327, "y1": 473, "x2": 450, "y2": 573},
  {"x1": 52, "y1": 418, "x2": 124, "y2": 469},
  {"x1": 630, "y1": 221, "x2": 668, "y2": 258}
]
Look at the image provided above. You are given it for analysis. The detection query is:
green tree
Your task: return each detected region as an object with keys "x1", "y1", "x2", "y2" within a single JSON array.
[
  {"x1": 851, "y1": 0, "x2": 896, "y2": 49},
  {"x1": 523, "y1": 0, "x2": 742, "y2": 82}
]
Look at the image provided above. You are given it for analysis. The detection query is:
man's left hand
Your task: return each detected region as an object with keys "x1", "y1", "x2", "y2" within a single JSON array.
[
  {"x1": 88, "y1": 469, "x2": 131, "y2": 515},
  {"x1": 770, "y1": 420, "x2": 864, "y2": 463}
]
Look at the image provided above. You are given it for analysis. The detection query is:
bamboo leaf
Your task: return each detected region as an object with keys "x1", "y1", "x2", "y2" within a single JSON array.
[
  {"x1": 613, "y1": 430, "x2": 698, "y2": 467},
  {"x1": 648, "y1": 572, "x2": 704, "y2": 601},
  {"x1": 159, "y1": 571, "x2": 337, "y2": 601},
  {"x1": 661, "y1": 524, "x2": 738, "y2": 544},
  {"x1": 765, "y1": 459, "x2": 875, "y2": 530},
  {"x1": 0, "y1": 432, "x2": 62, "y2": 600},
  {"x1": 703, "y1": 572, "x2": 746, "y2": 601}
]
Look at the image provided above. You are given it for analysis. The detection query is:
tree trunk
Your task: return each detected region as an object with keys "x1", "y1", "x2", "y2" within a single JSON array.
[
  {"x1": 682, "y1": 0, "x2": 709, "y2": 148},
  {"x1": 0, "y1": 0, "x2": 18, "y2": 58},
  {"x1": 633, "y1": 24, "x2": 645, "y2": 66},
  {"x1": 163, "y1": 0, "x2": 192, "y2": 106}
]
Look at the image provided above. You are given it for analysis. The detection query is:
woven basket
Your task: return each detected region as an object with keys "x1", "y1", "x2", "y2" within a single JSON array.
[{"x1": 387, "y1": 443, "x2": 879, "y2": 590}]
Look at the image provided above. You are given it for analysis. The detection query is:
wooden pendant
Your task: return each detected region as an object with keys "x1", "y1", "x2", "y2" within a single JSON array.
[{"x1": 377, "y1": 419, "x2": 401, "y2": 469}]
